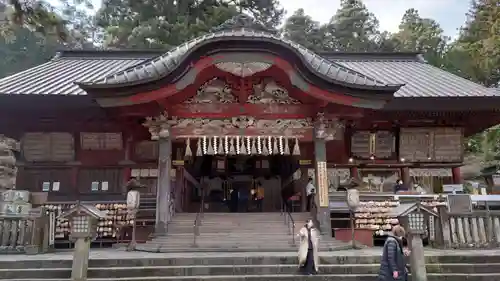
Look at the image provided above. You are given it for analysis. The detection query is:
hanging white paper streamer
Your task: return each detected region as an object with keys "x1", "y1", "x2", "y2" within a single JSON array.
[
  {"x1": 224, "y1": 136, "x2": 229, "y2": 154},
  {"x1": 207, "y1": 137, "x2": 214, "y2": 155},
  {"x1": 257, "y1": 136, "x2": 262, "y2": 154},
  {"x1": 202, "y1": 136, "x2": 208, "y2": 155},
  {"x1": 284, "y1": 138, "x2": 290, "y2": 155},
  {"x1": 185, "y1": 138, "x2": 192, "y2": 158},
  {"x1": 229, "y1": 137, "x2": 236, "y2": 155},
  {"x1": 267, "y1": 136, "x2": 272, "y2": 155},
  {"x1": 278, "y1": 136, "x2": 284, "y2": 155},
  {"x1": 236, "y1": 136, "x2": 240, "y2": 154},
  {"x1": 246, "y1": 137, "x2": 251, "y2": 154},
  {"x1": 218, "y1": 136, "x2": 224, "y2": 154},
  {"x1": 272, "y1": 137, "x2": 278, "y2": 155},
  {"x1": 196, "y1": 138, "x2": 202, "y2": 156},
  {"x1": 251, "y1": 137, "x2": 257, "y2": 154}
]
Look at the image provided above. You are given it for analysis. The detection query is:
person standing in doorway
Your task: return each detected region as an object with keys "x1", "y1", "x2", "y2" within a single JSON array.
[
  {"x1": 393, "y1": 179, "x2": 408, "y2": 194},
  {"x1": 297, "y1": 219, "x2": 319, "y2": 275},
  {"x1": 305, "y1": 177, "x2": 316, "y2": 211},
  {"x1": 238, "y1": 186, "x2": 249, "y2": 212},
  {"x1": 255, "y1": 181, "x2": 264, "y2": 212},
  {"x1": 378, "y1": 225, "x2": 409, "y2": 281}
]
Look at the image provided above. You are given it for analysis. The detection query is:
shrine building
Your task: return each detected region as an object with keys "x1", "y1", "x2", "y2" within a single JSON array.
[{"x1": 1, "y1": 15, "x2": 500, "y2": 246}]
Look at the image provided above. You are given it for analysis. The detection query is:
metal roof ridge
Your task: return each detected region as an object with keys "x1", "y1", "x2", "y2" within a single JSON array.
[
  {"x1": 53, "y1": 49, "x2": 165, "y2": 60},
  {"x1": 320, "y1": 52, "x2": 423, "y2": 62},
  {"x1": 325, "y1": 59, "x2": 402, "y2": 87},
  {"x1": 80, "y1": 29, "x2": 403, "y2": 92}
]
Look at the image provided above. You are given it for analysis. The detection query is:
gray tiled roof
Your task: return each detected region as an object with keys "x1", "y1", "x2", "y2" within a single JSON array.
[
  {"x1": 0, "y1": 50, "x2": 158, "y2": 95},
  {"x1": 323, "y1": 53, "x2": 500, "y2": 98},
  {"x1": 82, "y1": 29, "x2": 398, "y2": 91}
]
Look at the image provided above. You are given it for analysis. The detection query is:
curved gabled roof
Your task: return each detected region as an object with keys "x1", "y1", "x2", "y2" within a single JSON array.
[{"x1": 80, "y1": 15, "x2": 401, "y2": 92}]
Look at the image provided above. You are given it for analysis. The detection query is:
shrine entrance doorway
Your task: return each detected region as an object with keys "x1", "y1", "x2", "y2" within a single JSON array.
[{"x1": 184, "y1": 154, "x2": 300, "y2": 213}]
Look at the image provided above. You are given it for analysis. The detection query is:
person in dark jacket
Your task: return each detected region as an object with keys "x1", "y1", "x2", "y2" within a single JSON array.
[
  {"x1": 393, "y1": 179, "x2": 407, "y2": 194},
  {"x1": 378, "y1": 225, "x2": 408, "y2": 281}
]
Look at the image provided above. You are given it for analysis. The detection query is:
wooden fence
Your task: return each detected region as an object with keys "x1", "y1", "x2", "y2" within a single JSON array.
[
  {"x1": 432, "y1": 206, "x2": 500, "y2": 249},
  {"x1": 0, "y1": 209, "x2": 49, "y2": 254}
]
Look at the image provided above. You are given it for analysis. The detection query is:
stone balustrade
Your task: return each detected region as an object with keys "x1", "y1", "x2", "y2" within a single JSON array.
[{"x1": 0, "y1": 210, "x2": 49, "y2": 254}]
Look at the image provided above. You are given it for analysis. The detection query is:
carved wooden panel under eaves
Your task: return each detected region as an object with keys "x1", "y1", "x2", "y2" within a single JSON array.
[
  {"x1": 350, "y1": 131, "x2": 370, "y2": 158},
  {"x1": 80, "y1": 133, "x2": 101, "y2": 150},
  {"x1": 22, "y1": 132, "x2": 74, "y2": 162},
  {"x1": 399, "y1": 127, "x2": 463, "y2": 162},
  {"x1": 375, "y1": 131, "x2": 395, "y2": 158},
  {"x1": 22, "y1": 133, "x2": 51, "y2": 162},
  {"x1": 350, "y1": 131, "x2": 395, "y2": 159},
  {"x1": 433, "y1": 127, "x2": 463, "y2": 162},
  {"x1": 49, "y1": 132, "x2": 74, "y2": 161},
  {"x1": 399, "y1": 128, "x2": 433, "y2": 162},
  {"x1": 103, "y1": 133, "x2": 123, "y2": 150},
  {"x1": 80, "y1": 132, "x2": 123, "y2": 150},
  {"x1": 135, "y1": 141, "x2": 159, "y2": 160}
]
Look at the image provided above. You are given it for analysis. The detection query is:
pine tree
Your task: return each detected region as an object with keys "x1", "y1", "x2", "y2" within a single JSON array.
[
  {"x1": 455, "y1": 0, "x2": 500, "y2": 86},
  {"x1": 282, "y1": 9, "x2": 327, "y2": 52},
  {"x1": 325, "y1": 0, "x2": 380, "y2": 52}
]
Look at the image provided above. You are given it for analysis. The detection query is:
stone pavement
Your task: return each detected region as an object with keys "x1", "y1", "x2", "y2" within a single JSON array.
[{"x1": 1, "y1": 247, "x2": 499, "y2": 261}]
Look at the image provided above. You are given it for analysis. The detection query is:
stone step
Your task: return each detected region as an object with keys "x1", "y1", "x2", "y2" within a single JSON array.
[
  {"x1": 148, "y1": 238, "x2": 297, "y2": 243},
  {"x1": 166, "y1": 228, "x2": 289, "y2": 232},
  {"x1": 2, "y1": 263, "x2": 500, "y2": 279},
  {"x1": 1, "y1": 254, "x2": 497, "y2": 269},
  {"x1": 158, "y1": 231, "x2": 294, "y2": 236},
  {"x1": 5, "y1": 273, "x2": 500, "y2": 281},
  {"x1": 170, "y1": 221, "x2": 290, "y2": 224},
  {"x1": 135, "y1": 244, "x2": 356, "y2": 252}
]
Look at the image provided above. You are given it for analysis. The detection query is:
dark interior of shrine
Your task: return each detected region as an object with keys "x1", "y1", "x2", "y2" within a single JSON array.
[{"x1": 183, "y1": 154, "x2": 300, "y2": 213}]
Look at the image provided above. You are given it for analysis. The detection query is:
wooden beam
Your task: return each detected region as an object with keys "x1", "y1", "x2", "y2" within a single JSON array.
[
  {"x1": 171, "y1": 127, "x2": 314, "y2": 140},
  {"x1": 168, "y1": 103, "x2": 318, "y2": 118}
]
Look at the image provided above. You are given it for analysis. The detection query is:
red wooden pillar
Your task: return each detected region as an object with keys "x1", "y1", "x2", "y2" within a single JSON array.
[
  {"x1": 452, "y1": 167, "x2": 462, "y2": 184},
  {"x1": 120, "y1": 133, "x2": 134, "y2": 191},
  {"x1": 401, "y1": 167, "x2": 411, "y2": 186},
  {"x1": 350, "y1": 167, "x2": 359, "y2": 179}
]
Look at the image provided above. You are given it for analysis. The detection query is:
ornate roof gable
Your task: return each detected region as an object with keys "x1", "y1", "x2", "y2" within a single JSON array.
[{"x1": 78, "y1": 15, "x2": 400, "y2": 94}]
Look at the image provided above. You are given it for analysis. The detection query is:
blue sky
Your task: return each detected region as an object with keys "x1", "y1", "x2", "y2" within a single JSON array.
[{"x1": 85, "y1": 0, "x2": 469, "y2": 38}]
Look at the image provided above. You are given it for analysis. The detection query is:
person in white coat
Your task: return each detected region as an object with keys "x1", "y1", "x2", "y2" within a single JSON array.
[{"x1": 297, "y1": 219, "x2": 319, "y2": 275}]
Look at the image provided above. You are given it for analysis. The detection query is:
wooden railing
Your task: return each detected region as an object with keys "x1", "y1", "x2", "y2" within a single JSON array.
[
  {"x1": 434, "y1": 206, "x2": 500, "y2": 249},
  {"x1": 0, "y1": 209, "x2": 49, "y2": 254}
]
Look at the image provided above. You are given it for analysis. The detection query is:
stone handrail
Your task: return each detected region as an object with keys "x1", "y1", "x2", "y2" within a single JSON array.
[{"x1": 0, "y1": 210, "x2": 49, "y2": 254}]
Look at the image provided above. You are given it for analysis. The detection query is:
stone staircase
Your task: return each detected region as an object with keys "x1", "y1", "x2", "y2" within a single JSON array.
[
  {"x1": 136, "y1": 212, "x2": 347, "y2": 252},
  {"x1": 2, "y1": 249, "x2": 499, "y2": 281}
]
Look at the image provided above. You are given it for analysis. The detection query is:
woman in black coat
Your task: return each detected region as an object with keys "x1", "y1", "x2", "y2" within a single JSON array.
[{"x1": 378, "y1": 225, "x2": 408, "y2": 281}]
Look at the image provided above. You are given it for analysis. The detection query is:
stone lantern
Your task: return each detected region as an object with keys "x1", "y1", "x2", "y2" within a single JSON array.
[
  {"x1": 345, "y1": 184, "x2": 360, "y2": 249},
  {"x1": 58, "y1": 202, "x2": 107, "y2": 281},
  {"x1": 390, "y1": 202, "x2": 438, "y2": 281}
]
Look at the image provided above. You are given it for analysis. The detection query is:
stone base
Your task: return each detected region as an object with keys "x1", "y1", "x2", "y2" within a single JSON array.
[{"x1": 1, "y1": 249, "x2": 500, "y2": 280}]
